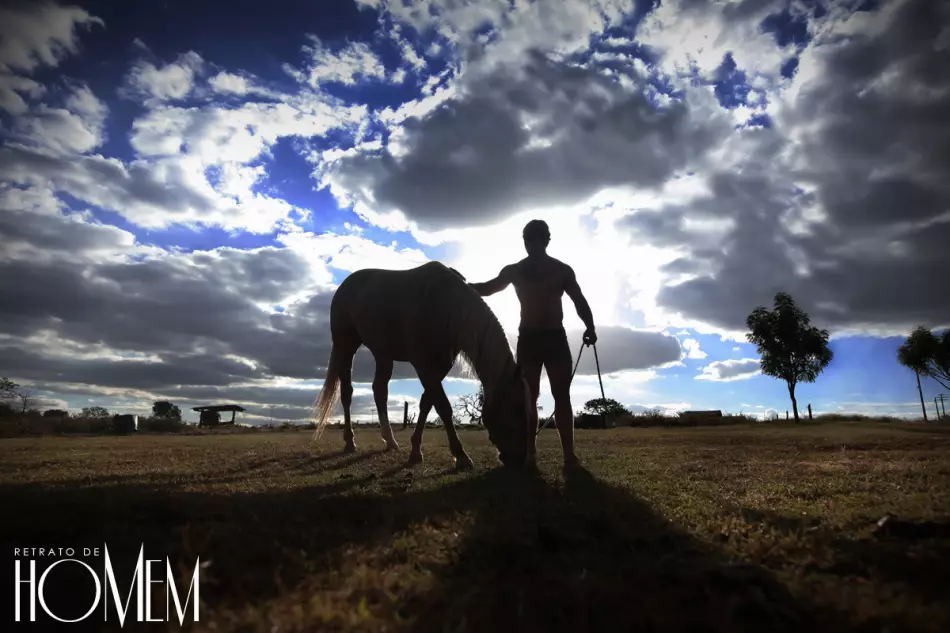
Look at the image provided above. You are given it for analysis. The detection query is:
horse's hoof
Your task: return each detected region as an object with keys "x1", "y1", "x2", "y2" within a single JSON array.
[
  {"x1": 454, "y1": 454, "x2": 475, "y2": 471},
  {"x1": 407, "y1": 451, "x2": 423, "y2": 465},
  {"x1": 385, "y1": 441, "x2": 400, "y2": 451},
  {"x1": 343, "y1": 442, "x2": 357, "y2": 454}
]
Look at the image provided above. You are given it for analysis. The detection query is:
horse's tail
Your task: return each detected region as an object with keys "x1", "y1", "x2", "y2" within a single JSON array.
[{"x1": 311, "y1": 345, "x2": 343, "y2": 443}]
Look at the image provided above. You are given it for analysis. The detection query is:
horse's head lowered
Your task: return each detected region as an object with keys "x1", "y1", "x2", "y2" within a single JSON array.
[{"x1": 482, "y1": 364, "x2": 537, "y2": 468}]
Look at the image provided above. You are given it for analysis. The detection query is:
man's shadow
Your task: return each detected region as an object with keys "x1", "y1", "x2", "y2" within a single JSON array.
[
  {"x1": 394, "y1": 464, "x2": 840, "y2": 633},
  {"x1": 1, "y1": 461, "x2": 848, "y2": 632}
]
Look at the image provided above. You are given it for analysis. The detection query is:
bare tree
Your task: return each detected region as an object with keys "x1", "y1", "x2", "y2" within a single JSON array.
[
  {"x1": 454, "y1": 385, "x2": 485, "y2": 425},
  {"x1": 16, "y1": 388, "x2": 38, "y2": 414}
]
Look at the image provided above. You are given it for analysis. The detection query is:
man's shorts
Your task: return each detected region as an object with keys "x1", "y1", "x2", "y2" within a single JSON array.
[{"x1": 516, "y1": 327, "x2": 573, "y2": 369}]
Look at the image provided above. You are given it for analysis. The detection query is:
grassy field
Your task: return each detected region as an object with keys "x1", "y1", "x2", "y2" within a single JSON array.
[{"x1": 2, "y1": 422, "x2": 949, "y2": 632}]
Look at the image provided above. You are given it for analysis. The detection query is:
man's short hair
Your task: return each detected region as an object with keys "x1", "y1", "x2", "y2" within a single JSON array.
[{"x1": 523, "y1": 219, "x2": 550, "y2": 241}]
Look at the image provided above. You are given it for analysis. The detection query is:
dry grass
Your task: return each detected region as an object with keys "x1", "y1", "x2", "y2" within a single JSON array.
[{"x1": 2, "y1": 421, "x2": 949, "y2": 632}]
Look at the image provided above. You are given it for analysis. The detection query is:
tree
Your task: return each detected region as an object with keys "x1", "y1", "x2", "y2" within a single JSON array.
[
  {"x1": 454, "y1": 385, "x2": 485, "y2": 425},
  {"x1": 898, "y1": 327, "x2": 936, "y2": 420},
  {"x1": 746, "y1": 292, "x2": 833, "y2": 423},
  {"x1": 16, "y1": 388, "x2": 38, "y2": 414},
  {"x1": 152, "y1": 400, "x2": 182, "y2": 420},
  {"x1": 1, "y1": 377, "x2": 18, "y2": 402},
  {"x1": 81, "y1": 406, "x2": 110, "y2": 419},
  {"x1": 582, "y1": 398, "x2": 628, "y2": 418},
  {"x1": 898, "y1": 326, "x2": 950, "y2": 393},
  {"x1": 42, "y1": 409, "x2": 70, "y2": 419}
]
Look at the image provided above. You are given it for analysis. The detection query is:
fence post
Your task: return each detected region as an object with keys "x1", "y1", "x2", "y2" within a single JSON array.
[
  {"x1": 808, "y1": 403, "x2": 813, "y2": 420},
  {"x1": 786, "y1": 410, "x2": 789, "y2": 420},
  {"x1": 403, "y1": 401, "x2": 409, "y2": 429}
]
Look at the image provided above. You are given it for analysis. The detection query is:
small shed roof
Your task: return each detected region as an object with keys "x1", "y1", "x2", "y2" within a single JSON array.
[{"x1": 192, "y1": 404, "x2": 246, "y2": 413}]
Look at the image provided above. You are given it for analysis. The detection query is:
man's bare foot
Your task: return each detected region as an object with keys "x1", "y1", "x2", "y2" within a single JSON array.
[{"x1": 563, "y1": 453, "x2": 581, "y2": 469}]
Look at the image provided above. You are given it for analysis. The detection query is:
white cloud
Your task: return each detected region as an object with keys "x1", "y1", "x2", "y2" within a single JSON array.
[
  {"x1": 208, "y1": 71, "x2": 249, "y2": 94},
  {"x1": 288, "y1": 36, "x2": 387, "y2": 88},
  {"x1": 695, "y1": 358, "x2": 761, "y2": 382},
  {"x1": 0, "y1": 74, "x2": 45, "y2": 114},
  {"x1": 681, "y1": 338, "x2": 707, "y2": 359},
  {"x1": 637, "y1": 0, "x2": 792, "y2": 79},
  {"x1": 0, "y1": 2, "x2": 102, "y2": 74},
  {"x1": 0, "y1": 86, "x2": 368, "y2": 234},
  {"x1": 125, "y1": 51, "x2": 205, "y2": 103},
  {"x1": 13, "y1": 83, "x2": 108, "y2": 154},
  {"x1": 207, "y1": 71, "x2": 276, "y2": 98}
]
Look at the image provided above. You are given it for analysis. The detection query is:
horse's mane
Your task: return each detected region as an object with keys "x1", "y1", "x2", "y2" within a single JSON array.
[{"x1": 431, "y1": 263, "x2": 515, "y2": 389}]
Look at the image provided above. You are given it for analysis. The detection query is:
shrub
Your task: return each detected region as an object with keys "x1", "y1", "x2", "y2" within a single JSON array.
[{"x1": 138, "y1": 416, "x2": 187, "y2": 433}]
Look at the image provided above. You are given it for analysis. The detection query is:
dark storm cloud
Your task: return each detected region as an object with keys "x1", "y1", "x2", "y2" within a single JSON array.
[
  {"x1": 567, "y1": 326, "x2": 682, "y2": 374},
  {"x1": 626, "y1": 0, "x2": 950, "y2": 333},
  {"x1": 0, "y1": 345, "x2": 262, "y2": 389},
  {"x1": 323, "y1": 50, "x2": 731, "y2": 231},
  {"x1": 0, "y1": 202, "x2": 132, "y2": 257},
  {"x1": 504, "y1": 325, "x2": 682, "y2": 376},
  {"x1": 0, "y1": 207, "x2": 422, "y2": 392}
]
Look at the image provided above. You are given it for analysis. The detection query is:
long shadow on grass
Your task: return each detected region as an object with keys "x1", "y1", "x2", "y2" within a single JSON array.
[
  {"x1": 2, "y1": 462, "x2": 853, "y2": 633},
  {"x1": 401, "y1": 465, "x2": 843, "y2": 633}
]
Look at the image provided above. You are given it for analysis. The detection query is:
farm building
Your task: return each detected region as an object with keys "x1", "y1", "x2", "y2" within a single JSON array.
[
  {"x1": 112, "y1": 414, "x2": 138, "y2": 434},
  {"x1": 193, "y1": 404, "x2": 245, "y2": 427}
]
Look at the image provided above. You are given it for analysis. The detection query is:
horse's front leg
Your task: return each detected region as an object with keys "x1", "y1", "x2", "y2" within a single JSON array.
[
  {"x1": 421, "y1": 379, "x2": 473, "y2": 471},
  {"x1": 408, "y1": 390, "x2": 432, "y2": 465},
  {"x1": 373, "y1": 358, "x2": 399, "y2": 451}
]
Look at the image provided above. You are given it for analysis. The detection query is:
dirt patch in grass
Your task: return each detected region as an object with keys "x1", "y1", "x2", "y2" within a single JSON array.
[{"x1": 1, "y1": 422, "x2": 948, "y2": 632}]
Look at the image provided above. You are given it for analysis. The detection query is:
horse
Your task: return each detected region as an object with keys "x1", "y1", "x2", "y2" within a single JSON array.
[{"x1": 311, "y1": 261, "x2": 536, "y2": 469}]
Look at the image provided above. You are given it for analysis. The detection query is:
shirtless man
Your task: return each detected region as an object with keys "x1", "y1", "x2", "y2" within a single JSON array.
[{"x1": 468, "y1": 219, "x2": 596, "y2": 466}]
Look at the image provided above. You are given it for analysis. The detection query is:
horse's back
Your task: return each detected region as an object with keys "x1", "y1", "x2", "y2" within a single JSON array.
[{"x1": 331, "y1": 262, "x2": 461, "y2": 358}]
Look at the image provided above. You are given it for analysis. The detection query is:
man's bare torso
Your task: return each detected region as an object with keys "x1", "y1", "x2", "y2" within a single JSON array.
[{"x1": 505, "y1": 255, "x2": 571, "y2": 331}]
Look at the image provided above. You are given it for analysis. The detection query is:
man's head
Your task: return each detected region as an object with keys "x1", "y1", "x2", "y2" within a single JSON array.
[{"x1": 522, "y1": 219, "x2": 550, "y2": 256}]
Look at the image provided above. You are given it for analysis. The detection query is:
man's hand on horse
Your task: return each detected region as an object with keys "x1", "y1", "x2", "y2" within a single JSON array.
[{"x1": 583, "y1": 327, "x2": 597, "y2": 346}]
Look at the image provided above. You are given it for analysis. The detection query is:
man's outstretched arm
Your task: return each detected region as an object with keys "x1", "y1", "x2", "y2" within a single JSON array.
[
  {"x1": 468, "y1": 266, "x2": 513, "y2": 297},
  {"x1": 564, "y1": 267, "x2": 597, "y2": 343}
]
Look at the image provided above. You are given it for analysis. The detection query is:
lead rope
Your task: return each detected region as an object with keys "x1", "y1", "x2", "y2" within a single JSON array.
[{"x1": 536, "y1": 337, "x2": 605, "y2": 435}]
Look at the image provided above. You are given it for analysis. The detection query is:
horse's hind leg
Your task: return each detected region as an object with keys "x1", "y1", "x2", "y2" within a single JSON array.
[
  {"x1": 373, "y1": 357, "x2": 399, "y2": 451},
  {"x1": 408, "y1": 390, "x2": 432, "y2": 464},
  {"x1": 335, "y1": 341, "x2": 360, "y2": 453}
]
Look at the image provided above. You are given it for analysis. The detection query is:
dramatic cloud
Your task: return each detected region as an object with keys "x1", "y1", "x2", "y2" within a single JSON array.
[
  {"x1": 695, "y1": 358, "x2": 761, "y2": 382},
  {"x1": 628, "y1": 0, "x2": 950, "y2": 336},
  {"x1": 1, "y1": 90, "x2": 367, "y2": 233},
  {"x1": 318, "y1": 50, "x2": 732, "y2": 232},
  {"x1": 0, "y1": 0, "x2": 945, "y2": 421},
  {"x1": 0, "y1": 204, "x2": 427, "y2": 403}
]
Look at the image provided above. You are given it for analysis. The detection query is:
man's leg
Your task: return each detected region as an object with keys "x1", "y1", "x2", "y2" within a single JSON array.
[
  {"x1": 516, "y1": 332, "x2": 544, "y2": 437},
  {"x1": 546, "y1": 334, "x2": 579, "y2": 466}
]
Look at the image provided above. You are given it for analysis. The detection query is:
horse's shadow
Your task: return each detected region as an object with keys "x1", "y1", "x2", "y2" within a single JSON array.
[{"x1": 1, "y1": 462, "x2": 848, "y2": 632}]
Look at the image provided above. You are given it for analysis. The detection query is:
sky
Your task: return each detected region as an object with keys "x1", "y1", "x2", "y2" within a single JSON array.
[{"x1": 0, "y1": 0, "x2": 948, "y2": 425}]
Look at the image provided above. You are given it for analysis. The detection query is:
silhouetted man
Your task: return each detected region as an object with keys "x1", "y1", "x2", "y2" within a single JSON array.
[{"x1": 468, "y1": 219, "x2": 596, "y2": 466}]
